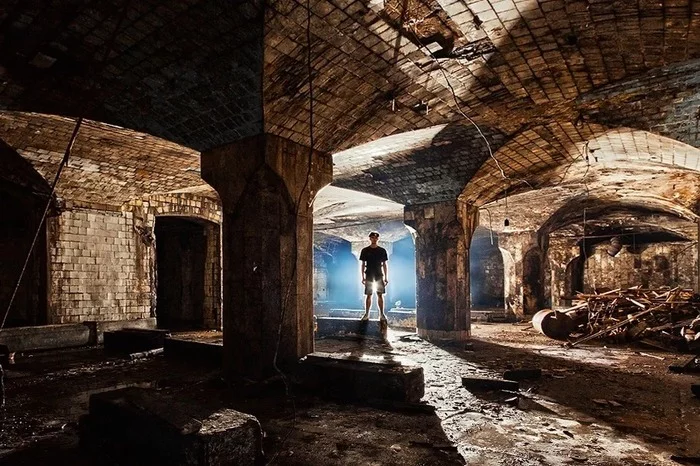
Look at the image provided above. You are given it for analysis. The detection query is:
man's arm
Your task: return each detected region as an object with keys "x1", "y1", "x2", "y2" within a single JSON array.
[
  {"x1": 382, "y1": 261, "x2": 388, "y2": 285},
  {"x1": 360, "y1": 260, "x2": 366, "y2": 284}
]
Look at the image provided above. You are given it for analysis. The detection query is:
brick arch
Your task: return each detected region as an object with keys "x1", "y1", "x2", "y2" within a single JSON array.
[
  {"x1": 148, "y1": 193, "x2": 222, "y2": 226},
  {"x1": 535, "y1": 197, "x2": 698, "y2": 252},
  {"x1": 0, "y1": 111, "x2": 215, "y2": 207},
  {"x1": 460, "y1": 122, "x2": 700, "y2": 207}
]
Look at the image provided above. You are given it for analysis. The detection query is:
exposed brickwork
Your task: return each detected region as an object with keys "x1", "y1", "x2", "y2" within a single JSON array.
[
  {"x1": 2, "y1": 1, "x2": 700, "y2": 207},
  {"x1": 463, "y1": 126, "x2": 700, "y2": 206},
  {"x1": 584, "y1": 241, "x2": 698, "y2": 293},
  {"x1": 334, "y1": 122, "x2": 506, "y2": 204},
  {"x1": 47, "y1": 208, "x2": 150, "y2": 324},
  {"x1": 145, "y1": 193, "x2": 223, "y2": 330},
  {"x1": 47, "y1": 192, "x2": 223, "y2": 326},
  {"x1": 0, "y1": 112, "x2": 216, "y2": 207},
  {"x1": 0, "y1": 1, "x2": 264, "y2": 151}
]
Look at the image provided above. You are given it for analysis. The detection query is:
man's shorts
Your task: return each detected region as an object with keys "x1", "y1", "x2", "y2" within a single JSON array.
[{"x1": 364, "y1": 279, "x2": 385, "y2": 295}]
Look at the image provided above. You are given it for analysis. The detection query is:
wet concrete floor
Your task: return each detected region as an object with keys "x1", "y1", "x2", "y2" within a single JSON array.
[{"x1": 1, "y1": 323, "x2": 698, "y2": 465}]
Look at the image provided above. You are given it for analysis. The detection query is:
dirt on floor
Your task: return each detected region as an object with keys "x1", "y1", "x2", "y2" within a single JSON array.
[{"x1": 0, "y1": 323, "x2": 698, "y2": 465}]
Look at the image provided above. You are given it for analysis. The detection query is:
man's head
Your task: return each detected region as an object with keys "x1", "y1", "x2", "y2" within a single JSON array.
[{"x1": 369, "y1": 231, "x2": 379, "y2": 246}]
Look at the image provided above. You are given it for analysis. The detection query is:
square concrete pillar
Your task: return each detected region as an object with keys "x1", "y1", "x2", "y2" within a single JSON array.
[
  {"x1": 404, "y1": 199, "x2": 477, "y2": 341},
  {"x1": 201, "y1": 133, "x2": 332, "y2": 379}
]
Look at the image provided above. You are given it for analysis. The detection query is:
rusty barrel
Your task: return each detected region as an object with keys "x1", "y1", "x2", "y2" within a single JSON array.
[{"x1": 532, "y1": 309, "x2": 575, "y2": 340}]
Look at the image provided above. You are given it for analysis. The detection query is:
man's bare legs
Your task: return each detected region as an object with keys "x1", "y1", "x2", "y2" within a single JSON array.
[
  {"x1": 377, "y1": 293, "x2": 386, "y2": 321},
  {"x1": 361, "y1": 292, "x2": 387, "y2": 322},
  {"x1": 361, "y1": 295, "x2": 372, "y2": 320}
]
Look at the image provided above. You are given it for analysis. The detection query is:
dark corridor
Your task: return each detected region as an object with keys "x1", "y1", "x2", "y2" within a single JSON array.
[{"x1": 155, "y1": 217, "x2": 207, "y2": 330}]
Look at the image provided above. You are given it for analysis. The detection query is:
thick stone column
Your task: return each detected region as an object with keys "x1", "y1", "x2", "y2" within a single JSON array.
[
  {"x1": 548, "y1": 237, "x2": 580, "y2": 309},
  {"x1": 404, "y1": 200, "x2": 477, "y2": 341},
  {"x1": 201, "y1": 133, "x2": 332, "y2": 379}
]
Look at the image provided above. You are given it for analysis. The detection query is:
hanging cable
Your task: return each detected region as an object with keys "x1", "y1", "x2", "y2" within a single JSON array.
[
  {"x1": 405, "y1": 21, "x2": 534, "y2": 197},
  {"x1": 1, "y1": 0, "x2": 132, "y2": 330},
  {"x1": 0, "y1": 118, "x2": 82, "y2": 329},
  {"x1": 267, "y1": 0, "x2": 316, "y2": 462}
]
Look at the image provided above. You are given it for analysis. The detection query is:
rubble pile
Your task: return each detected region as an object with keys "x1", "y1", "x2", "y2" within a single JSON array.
[{"x1": 533, "y1": 286, "x2": 700, "y2": 350}]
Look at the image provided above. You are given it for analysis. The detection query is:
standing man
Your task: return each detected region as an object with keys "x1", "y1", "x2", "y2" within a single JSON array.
[{"x1": 360, "y1": 231, "x2": 389, "y2": 323}]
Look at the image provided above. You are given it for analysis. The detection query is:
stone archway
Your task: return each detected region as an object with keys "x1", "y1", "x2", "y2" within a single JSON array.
[{"x1": 469, "y1": 229, "x2": 504, "y2": 309}]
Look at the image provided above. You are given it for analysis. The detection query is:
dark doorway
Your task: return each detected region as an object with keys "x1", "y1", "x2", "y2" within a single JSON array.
[
  {"x1": 0, "y1": 185, "x2": 47, "y2": 327},
  {"x1": 155, "y1": 217, "x2": 208, "y2": 330},
  {"x1": 565, "y1": 254, "x2": 584, "y2": 306},
  {"x1": 469, "y1": 230, "x2": 504, "y2": 309}
]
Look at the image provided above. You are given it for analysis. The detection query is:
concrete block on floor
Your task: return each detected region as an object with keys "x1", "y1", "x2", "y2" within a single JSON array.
[
  {"x1": 85, "y1": 317, "x2": 157, "y2": 345},
  {"x1": 81, "y1": 387, "x2": 263, "y2": 465},
  {"x1": 315, "y1": 316, "x2": 386, "y2": 339},
  {"x1": 0, "y1": 323, "x2": 90, "y2": 352},
  {"x1": 103, "y1": 328, "x2": 169, "y2": 354},
  {"x1": 462, "y1": 376, "x2": 519, "y2": 391},
  {"x1": 164, "y1": 337, "x2": 222, "y2": 367},
  {"x1": 299, "y1": 351, "x2": 424, "y2": 402}
]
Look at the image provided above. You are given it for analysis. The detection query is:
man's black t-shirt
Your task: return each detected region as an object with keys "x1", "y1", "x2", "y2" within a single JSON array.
[{"x1": 360, "y1": 246, "x2": 388, "y2": 280}]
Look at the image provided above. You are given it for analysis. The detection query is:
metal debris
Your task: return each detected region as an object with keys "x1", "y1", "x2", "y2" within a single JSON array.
[{"x1": 534, "y1": 287, "x2": 700, "y2": 349}]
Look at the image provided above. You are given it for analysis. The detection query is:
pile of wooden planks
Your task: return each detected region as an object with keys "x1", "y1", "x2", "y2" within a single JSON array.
[{"x1": 561, "y1": 286, "x2": 700, "y2": 349}]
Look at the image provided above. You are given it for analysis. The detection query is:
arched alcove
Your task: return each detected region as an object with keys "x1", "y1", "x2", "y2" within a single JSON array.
[
  {"x1": 469, "y1": 228, "x2": 504, "y2": 309},
  {"x1": 154, "y1": 216, "x2": 221, "y2": 330}
]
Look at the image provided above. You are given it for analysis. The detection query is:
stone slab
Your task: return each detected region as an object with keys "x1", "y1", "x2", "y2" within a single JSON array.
[
  {"x1": 103, "y1": 328, "x2": 170, "y2": 354},
  {"x1": 299, "y1": 351, "x2": 424, "y2": 402},
  {"x1": 80, "y1": 387, "x2": 262, "y2": 465},
  {"x1": 84, "y1": 318, "x2": 157, "y2": 345},
  {"x1": 328, "y1": 308, "x2": 416, "y2": 329},
  {"x1": 315, "y1": 316, "x2": 386, "y2": 338},
  {"x1": 164, "y1": 337, "x2": 223, "y2": 367},
  {"x1": 462, "y1": 376, "x2": 520, "y2": 391},
  {"x1": 0, "y1": 323, "x2": 89, "y2": 352}
]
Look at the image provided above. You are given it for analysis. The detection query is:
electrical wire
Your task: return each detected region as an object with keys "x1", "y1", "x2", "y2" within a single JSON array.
[
  {"x1": 0, "y1": 119, "x2": 83, "y2": 330},
  {"x1": 267, "y1": 0, "x2": 316, "y2": 462},
  {"x1": 404, "y1": 21, "x2": 535, "y2": 197},
  {"x1": 1, "y1": 0, "x2": 132, "y2": 331}
]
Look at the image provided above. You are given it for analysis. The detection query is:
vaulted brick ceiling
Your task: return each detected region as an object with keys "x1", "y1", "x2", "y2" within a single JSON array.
[
  {"x1": 0, "y1": 111, "x2": 215, "y2": 206},
  {"x1": 2, "y1": 0, "x2": 700, "y2": 210}
]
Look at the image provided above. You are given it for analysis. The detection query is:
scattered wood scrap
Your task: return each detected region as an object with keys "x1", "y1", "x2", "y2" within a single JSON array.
[{"x1": 535, "y1": 287, "x2": 700, "y2": 350}]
